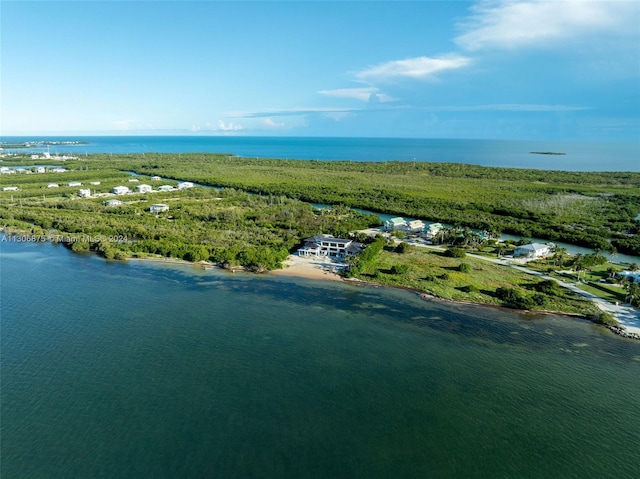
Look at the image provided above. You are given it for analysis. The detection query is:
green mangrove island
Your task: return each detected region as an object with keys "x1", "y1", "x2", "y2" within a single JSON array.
[{"x1": 1, "y1": 153, "x2": 639, "y2": 327}]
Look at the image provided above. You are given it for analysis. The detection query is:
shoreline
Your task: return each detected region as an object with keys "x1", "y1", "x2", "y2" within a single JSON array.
[{"x1": 2, "y1": 228, "x2": 638, "y2": 340}]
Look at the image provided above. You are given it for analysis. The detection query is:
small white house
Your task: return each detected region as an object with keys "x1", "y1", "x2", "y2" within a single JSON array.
[
  {"x1": 177, "y1": 181, "x2": 194, "y2": 189},
  {"x1": 47, "y1": 183, "x2": 59, "y2": 188},
  {"x1": 2, "y1": 186, "x2": 19, "y2": 191},
  {"x1": 51, "y1": 168, "x2": 67, "y2": 173},
  {"x1": 136, "y1": 184, "x2": 152, "y2": 193},
  {"x1": 128, "y1": 178, "x2": 139, "y2": 182},
  {"x1": 90, "y1": 181, "x2": 101, "y2": 186},
  {"x1": 151, "y1": 176, "x2": 162, "y2": 181},
  {"x1": 514, "y1": 243, "x2": 551, "y2": 259},
  {"x1": 68, "y1": 181, "x2": 82, "y2": 187},
  {"x1": 150, "y1": 203, "x2": 169, "y2": 213},
  {"x1": 385, "y1": 217, "x2": 406, "y2": 231},
  {"x1": 112, "y1": 186, "x2": 130, "y2": 195},
  {"x1": 404, "y1": 219, "x2": 425, "y2": 233},
  {"x1": 0, "y1": 167, "x2": 11, "y2": 174},
  {"x1": 35, "y1": 167, "x2": 46, "y2": 173},
  {"x1": 423, "y1": 223, "x2": 444, "y2": 239},
  {"x1": 157, "y1": 185, "x2": 174, "y2": 192},
  {"x1": 104, "y1": 199, "x2": 123, "y2": 207},
  {"x1": 78, "y1": 188, "x2": 91, "y2": 198}
]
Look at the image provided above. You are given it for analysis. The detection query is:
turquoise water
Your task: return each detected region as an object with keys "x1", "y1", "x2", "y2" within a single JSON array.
[
  {"x1": 1, "y1": 238, "x2": 639, "y2": 478},
  {"x1": 2, "y1": 136, "x2": 638, "y2": 171}
]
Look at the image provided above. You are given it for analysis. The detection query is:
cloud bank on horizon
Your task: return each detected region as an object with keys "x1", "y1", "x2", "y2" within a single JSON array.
[{"x1": 2, "y1": 0, "x2": 639, "y2": 140}]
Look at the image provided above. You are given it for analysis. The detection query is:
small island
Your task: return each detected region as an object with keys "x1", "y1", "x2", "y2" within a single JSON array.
[{"x1": 529, "y1": 151, "x2": 566, "y2": 155}]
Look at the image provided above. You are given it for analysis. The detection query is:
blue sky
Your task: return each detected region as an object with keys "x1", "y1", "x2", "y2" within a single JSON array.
[{"x1": 2, "y1": 0, "x2": 639, "y2": 140}]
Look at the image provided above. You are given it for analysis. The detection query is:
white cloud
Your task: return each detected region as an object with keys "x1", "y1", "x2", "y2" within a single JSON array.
[
  {"x1": 456, "y1": 0, "x2": 640, "y2": 51},
  {"x1": 231, "y1": 107, "x2": 357, "y2": 118},
  {"x1": 318, "y1": 87, "x2": 395, "y2": 103},
  {"x1": 355, "y1": 55, "x2": 472, "y2": 81},
  {"x1": 215, "y1": 120, "x2": 242, "y2": 131},
  {"x1": 263, "y1": 118, "x2": 285, "y2": 128}
]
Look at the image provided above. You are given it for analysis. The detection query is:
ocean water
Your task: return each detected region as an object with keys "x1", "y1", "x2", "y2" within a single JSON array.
[
  {"x1": 2, "y1": 135, "x2": 639, "y2": 171},
  {"x1": 2, "y1": 238, "x2": 639, "y2": 478}
]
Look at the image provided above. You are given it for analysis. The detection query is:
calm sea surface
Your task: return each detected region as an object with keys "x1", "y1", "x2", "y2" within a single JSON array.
[
  {"x1": 1, "y1": 237, "x2": 639, "y2": 478},
  {"x1": 2, "y1": 136, "x2": 639, "y2": 171}
]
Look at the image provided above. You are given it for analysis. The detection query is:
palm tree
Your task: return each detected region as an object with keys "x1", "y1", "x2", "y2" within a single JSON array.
[
  {"x1": 553, "y1": 247, "x2": 567, "y2": 268},
  {"x1": 625, "y1": 281, "x2": 640, "y2": 307}
]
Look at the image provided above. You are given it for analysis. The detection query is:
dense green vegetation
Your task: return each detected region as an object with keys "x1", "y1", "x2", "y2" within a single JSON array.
[
  {"x1": 0, "y1": 163, "x2": 379, "y2": 270},
  {"x1": 10, "y1": 153, "x2": 634, "y2": 254}
]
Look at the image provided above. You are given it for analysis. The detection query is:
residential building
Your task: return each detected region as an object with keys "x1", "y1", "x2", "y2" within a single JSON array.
[
  {"x1": 112, "y1": 186, "x2": 130, "y2": 195},
  {"x1": 150, "y1": 204, "x2": 169, "y2": 213},
  {"x1": 78, "y1": 189, "x2": 91, "y2": 198},
  {"x1": 90, "y1": 181, "x2": 101, "y2": 186},
  {"x1": 2, "y1": 186, "x2": 19, "y2": 191},
  {"x1": 423, "y1": 223, "x2": 444, "y2": 239},
  {"x1": 104, "y1": 199, "x2": 123, "y2": 207},
  {"x1": 404, "y1": 219, "x2": 425, "y2": 233},
  {"x1": 514, "y1": 243, "x2": 551, "y2": 259},
  {"x1": 157, "y1": 185, "x2": 174, "y2": 192},
  {"x1": 136, "y1": 184, "x2": 153, "y2": 193},
  {"x1": 177, "y1": 181, "x2": 194, "y2": 189},
  {"x1": 384, "y1": 217, "x2": 406, "y2": 231},
  {"x1": 151, "y1": 176, "x2": 162, "y2": 181},
  {"x1": 297, "y1": 234, "x2": 363, "y2": 259},
  {"x1": 68, "y1": 181, "x2": 82, "y2": 187},
  {"x1": 47, "y1": 183, "x2": 59, "y2": 188}
]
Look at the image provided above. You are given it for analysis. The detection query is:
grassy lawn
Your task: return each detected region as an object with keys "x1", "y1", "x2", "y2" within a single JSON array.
[{"x1": 351, "y1": 246, "x2": 596, "y2": 315}]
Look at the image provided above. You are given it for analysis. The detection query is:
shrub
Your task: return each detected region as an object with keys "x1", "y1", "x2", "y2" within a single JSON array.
[
  {"x1": 439, "y1": 273, "x2": 450, "y2": 281},
  {"x1": 592, "y1": 311, "x2": 618, "y2": 326},
  {"x1": 396, "y1": 242, "x2": 410, "y2": 254},
  {"x1": 445, "y1": 248, "x2": 466, "y2": 258},
  {"x1": 535, "y1": 279, "x2": 560, "y2": 295},
  {"x1": 461, "y1": 285, "x2": 479, "y2": 293},
  {"x1": 495, "y1": 287, "x2": 535, "y2": 309},
  {"x1": 458, "y1": 262, "x2": 471, "y2": 273},
  {"x1": 390, "y1": 264, "x2": 409, "y2": 275}
]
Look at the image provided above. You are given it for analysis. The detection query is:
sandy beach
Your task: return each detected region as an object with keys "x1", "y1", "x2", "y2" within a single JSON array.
[{"x1": 271, "y1": 254, "x2": 345, "y2": 281}]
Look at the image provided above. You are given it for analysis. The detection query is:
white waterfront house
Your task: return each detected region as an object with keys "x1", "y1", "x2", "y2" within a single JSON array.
[
  {"x1": 177, "y1": 181, "x2": 194, "y2": 189},
  {"x1": 2, "y1": 186, "x2": 19, "y2": 191},
  {"x1": 151, "y1": 176, "x2": 162, "y2": 181},
  {"x1": 47, "y1": 183, "x2": 59, "y2": 188},
  {"x1": 68, "y1": 181, "x2": 82, "y2": 187},
  {"x1": 513, "y1": 243, "x2": 551, "y2": 259},
  {"x1": 150, "y1": 204, "x2": 169, "y2": 213},
  {"x1": 112, "y1": 186, "x2": 131, "y2": 195},
  {"x1": 404, "y1": 219, "x2": 425, "y2": 233},
  {"x1": 104, "y1": 199, "x2": 123, "y2": 207},
  {"x1": 297, "y1": 234, "x2": 363, "y2": 259},
  {"x1": 384, "y1": 217, "x2": 407, "y2": 231},
  {"x1": 423, "y1": 223, "x2": 444, "y2": 239},
  {"x1": 157, "y1": 185, "x2": 174, "y2": 192},
  {"x1": 136, "y1": 184, "x2": 153, "y2": 193},
  {"x1": 35, "y1": 167, "x2": 46, "y2": 173},
  {"x1": 90, "y1": 181, "x2": 101, "y2": 186},
  {"x1": 128, "y1": 178, "x2": 139, "y2": 182},
  {"x1": 617, "y1": 271, "x2": 640, "y2": 283},
  {"x1": 78, "y1": 188, "x2": 91, "y2": 198}
]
